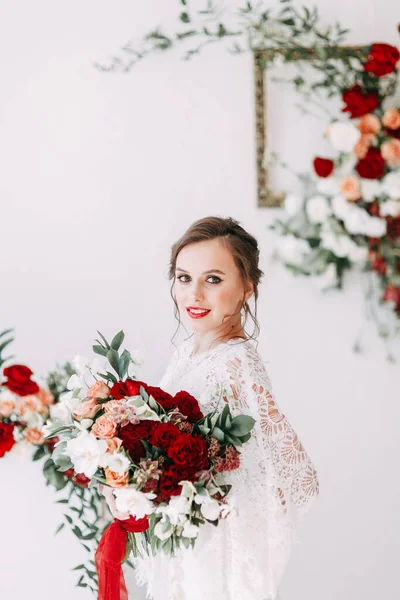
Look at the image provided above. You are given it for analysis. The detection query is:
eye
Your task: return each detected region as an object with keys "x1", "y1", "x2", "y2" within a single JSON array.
[{"x1": 176, "y1": 275, "x2": 222, "y2": 284}]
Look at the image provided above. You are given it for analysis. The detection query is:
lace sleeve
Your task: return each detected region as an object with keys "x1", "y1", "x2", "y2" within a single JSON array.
[
  {"x1": 223, "y1": 346, "x2": 320, "y2": 523},
  {"x1": 217, "y1": 344, "x2": 320, "y2": 597}
]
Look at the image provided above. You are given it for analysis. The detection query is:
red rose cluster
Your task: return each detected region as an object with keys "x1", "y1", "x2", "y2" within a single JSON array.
[
  {"x1": 3, "y1": 364, "x2": 39, "y2": 396},
  {"x1": 112, "y1": 379, "x2": 209, "y2": 500},
  {"x1": 0, "y1": 421, "x2": 15, "y2": 458}
]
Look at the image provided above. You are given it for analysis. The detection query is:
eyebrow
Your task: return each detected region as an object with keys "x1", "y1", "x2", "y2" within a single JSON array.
[{"x1": 175, "y1": 268, "x2": 226, "y2": 275}]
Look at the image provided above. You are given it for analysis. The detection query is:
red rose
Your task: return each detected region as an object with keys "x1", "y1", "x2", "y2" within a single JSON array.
[
  {"x1": 367, "y1": 200, "x2": 381, "y2": 216},
  {"x1": 150, "y1": 423, "x2": 181, "y2": 451},
  {"x1": 383, "y1": 285, "x2": 400, "y2": 312},
  {"x1": 159, "y1": 464, "x2": 197, "y2": 497},
  {"x1": 146, "y1": 386, "x2": 177, "y2": 411},
  {"x1": 370, "y1": 255, "x2": 387, "y2": 275},
  {"x1": 173, "y1": 391, "x2": 204, "y2": 423},
  {"x1": 355, "y1": 148, "x2": 385, "y2": 179},
  {"x1": 341, "y1": 85, "x2": 380, "y2": 118},
  {"x1": 119, "y1": 423, "x2": 150, "y2": 463},
  {"x1": 110, "y1": 379, "x2": 148, "y2": 399},
  {"x1": 167, "y1": 433, "x2": 209, "y2": 470},
  {"x1": 63, "y1": 468, "x2": 91, "y2": 488},
  {"x1": 313, "y1": 157, "x2": 334, "y2": 178},
  {"x1": 3, "y1": 364, "x2": 40, "y2": 396},
  {"x1": 385, "y1": 127, "x2": 400, "y2": 139},
  {"x1": 363, "y1": 43, "x2": 400, "y2": 77},
  {"x1": 387, "y1": 216, "x2": 400, "y2": 241},
  {"x1": 0, "y1": 422, "x2": 16, "y2": 457}
]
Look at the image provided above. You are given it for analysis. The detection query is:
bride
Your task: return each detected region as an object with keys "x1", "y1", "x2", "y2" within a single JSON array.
[{"x1": 107, "y1": 215, "x2": 319, "y2": 600}]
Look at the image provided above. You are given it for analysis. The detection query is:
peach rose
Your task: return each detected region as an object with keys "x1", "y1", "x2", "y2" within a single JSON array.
[
  {"x1": 104, "y1": 468, "x2": 129, "y2": 488},
  {"x1": 354, "y1": 133, "x2": 376, "y2": 159},
  {"x1": 357, "y1": 113, "x2": 381, "y2": 135},
  {"x1": 381, "y1": 139, "x2": 400, "y2": 167},
  {"x1": 106, "y1": 437, "x2": 123, "y2": 454},
  {"x1": 91, "y1": 414, "x2": 117, "y2": 439},
  {"x1": 0, "y1": 399, "x2": 15, "y2": 417},
  {"x1": 36, "y1": 388, "x2": 54, "y2": 409},
  {"x1": 382, "y1": 108, "x2": 400, "y2": 130},
  {"x1": 339, "y1": 176, "x2": 362, "y2": 202},
  {"x1": 87, "y1": 381, "x2": 111, "y2": 401},
  {"x1": 18, "y1": 395, "x2": 42, "y2": 417},
  {"x1": 73, "y1": 398, "x2": 102, "y2": 420},
  {"x1": 24, "y1": 427, "x2": 45, "y2": 445}
]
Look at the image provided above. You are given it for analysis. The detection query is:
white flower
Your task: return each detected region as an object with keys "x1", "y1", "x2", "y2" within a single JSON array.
[
  {"x1": 347, "y1": 243, "x2": 368, "y2": 263},
  {"x1": 306, "y1": 195, "x2": 331, "y2": 224},
  {"x1": 106, "y1": 453, "x2": 131, "y2": 474},
  {"x1": 284, "y1": 193, "x2": 304, "y2": 217},
  {"x1": 327, "y1": 121, "x2": 360, "y2": 152},
  {"x1": 182, "y1": 521, "x2": 200, "y2": 539},
  {"x1": 360, "y1": 179, "x2": 381, "y2": 202},
  {"x1": 311, "y1": 263, "x2": 339, "y2": 291},
  {"x1": 380, "y1": 199, "x2": 400, "y2": 217},
  {"x1": 49, "y1": 402, "x2": 71, "y2": 424},
  {"x1": 381, "y1": 172, "x2": 400, "y2": 198},
  {"x1": 24, "y1": 412, "x2": 45, "y2": 430},
  {"x1": 114, "y1": 488, "x2": 155, "y2": 519},
  {"x1": 198, "y1": 497, "x2": 222, "y2": 521},
  {"x1": 363, "y1": 216, "x2": 387, "y2": 237},
  {"x1": 331, "y1": 194, "x2": 352, "y2": 221},
  {"x1": 276, "y1": 235, "x2": 312, "y2": 266},
  {"x1": 154, "y1": 518, "x2": 174, "y2": 541},
  {"x1": 316, "y1": 177, "x2": 338, "y2": 196},
  {"x1": 126, "y1": 397, "x2": 160, "y2": 421},
  {"x1": 67, "y1": 431, "x2": 108, "y2": 478}
]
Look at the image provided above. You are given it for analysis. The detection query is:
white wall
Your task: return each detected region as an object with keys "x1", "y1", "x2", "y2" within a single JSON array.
[{"x1": 0, "y1": 1, "x2": 399, "y2": 599}]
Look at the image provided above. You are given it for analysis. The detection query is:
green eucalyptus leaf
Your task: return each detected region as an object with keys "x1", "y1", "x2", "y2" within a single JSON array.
[
  {"x1": 119, "y1": 350, "x2": 131, "y2": 379},
  {"x1": 106, "y1": 349, "x2": 120, "y2": 376},
  {"x1": 92, "y1": 344, "x2": 108, "y2": 357},
  {"x1": 229, "y1": 415, "x2": 256, "y2": 436},
  {"x1": 96, "y1": 331, "x2": 110, "y2": 349},
  {"x1": 111, "y1": 330, "x2": 125, "y2": 351},
  {"x1": 212, "y1": 426, "x2": 225, "y2": 443}
]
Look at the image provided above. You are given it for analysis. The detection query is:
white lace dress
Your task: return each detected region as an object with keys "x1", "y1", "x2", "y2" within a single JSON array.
[{"x1": 133, "y1": 336, "x2": 320, "y2": 600}]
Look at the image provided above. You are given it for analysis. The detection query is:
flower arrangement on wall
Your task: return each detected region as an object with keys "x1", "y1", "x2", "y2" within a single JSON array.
[{"x1": 270, "y1": 44, "x2": 400, "y2": 359}]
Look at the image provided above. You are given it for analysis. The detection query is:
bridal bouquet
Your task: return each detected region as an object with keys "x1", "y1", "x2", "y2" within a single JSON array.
[{"x1": 43, "y1": 330, "x2": 255, "y2": 597}]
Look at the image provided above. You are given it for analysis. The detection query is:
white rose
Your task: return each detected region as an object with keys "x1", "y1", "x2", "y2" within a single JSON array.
[
  {"x1": 50, "y1": 402, "x2": 71, "y2": 424},
  {"x1": 381, "y1": 172, "x2": 400, "y2": 198},
  {"x1": 67, "y1": 431, "x2": 108, "y2": 478},
  {"x1": 360, "y1": 179, "x2": 381, "y2": 202},
  {"x1": 106, "y1": 453, "x2": 131, "y2": 474},
  {"x1": 316, "y1": 177, "x2": 338, "y2": 196},
  {"x1": 346, "y1": 242, "x2": 368, "y2": 263},
  {"x1": 327, "y1": 121, "x2": 360, "y2": 152},
  {"x1": 320, "y1": 232, "x2": 351, "y2": 258},
  {"x1": 380, "y1": 199, "x2": 400, "y2": 217},
  {"x1": 331, "y1": 194, "x2": 352, "y2": 221},
  {"x1": 312, "y1": 263, "x2": 339, "y2": 291},
  {"x1": 284, "y1": 193, "x2": 304, "y2": 217},
  {"x1": 276, "y1": 235, "x2": 312, "y2": 266},
  {"x1": 306, "y1": 195, "x2": 331, "y2": 224},
  {"x1": 113, "y1": 488, "x2": 155, "y2": 519},
  {"x1": 363, "y1": 216, "x2": 387, "y2": 238}
]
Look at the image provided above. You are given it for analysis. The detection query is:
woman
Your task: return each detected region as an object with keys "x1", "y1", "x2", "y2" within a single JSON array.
[{"x1": 110, "y1": 216, "x2": 319, "y2": 600}]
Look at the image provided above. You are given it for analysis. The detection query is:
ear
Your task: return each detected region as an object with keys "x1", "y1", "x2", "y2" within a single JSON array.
[{"x1": 245, "y1": 282, "x2": 254, "y2": 302}]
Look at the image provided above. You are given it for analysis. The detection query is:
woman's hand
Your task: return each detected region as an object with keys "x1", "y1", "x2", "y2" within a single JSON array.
[{"x1": 100, "y1": 484, "x2": 130, "y2": 521}]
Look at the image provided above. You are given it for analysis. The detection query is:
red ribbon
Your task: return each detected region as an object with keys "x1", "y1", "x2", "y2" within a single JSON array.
[{"x1": 95, "y1": 516, "x2": 149, "y2": 600}]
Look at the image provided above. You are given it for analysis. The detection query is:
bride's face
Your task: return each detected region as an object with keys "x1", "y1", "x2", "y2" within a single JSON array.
[{"x1": 173, "y1": 238, "x2": 253, "y2": 335}]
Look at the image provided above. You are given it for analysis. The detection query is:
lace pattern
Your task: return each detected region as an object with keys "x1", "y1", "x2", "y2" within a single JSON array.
[{"x1": 132, "y1": 336, "x2": 320, "y2": 600}]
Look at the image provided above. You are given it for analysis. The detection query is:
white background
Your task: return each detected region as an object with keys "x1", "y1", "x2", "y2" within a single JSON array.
[{"x1": 0, "y1": 1, "x2": 399, "y2": 599}]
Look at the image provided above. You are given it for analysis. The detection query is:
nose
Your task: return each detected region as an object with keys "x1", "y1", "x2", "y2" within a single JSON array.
[{"x1": 189, "y1": 280, "x2": 205, "y2": 303}]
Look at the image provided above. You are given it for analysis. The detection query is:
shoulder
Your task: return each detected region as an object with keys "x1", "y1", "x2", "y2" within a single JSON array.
[{"x1": 221, "y1": 339, "x2": 273, "y2": 391}]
